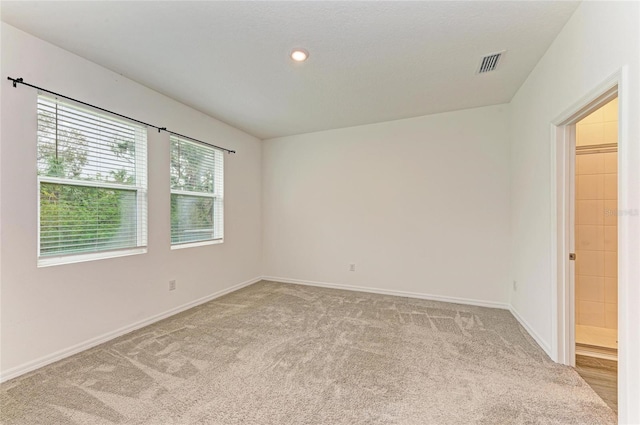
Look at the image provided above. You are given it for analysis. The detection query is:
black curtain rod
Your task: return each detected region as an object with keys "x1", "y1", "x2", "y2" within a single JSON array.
[{"x1": 7, "y1": 76, "x2": 236, "y2": 154}]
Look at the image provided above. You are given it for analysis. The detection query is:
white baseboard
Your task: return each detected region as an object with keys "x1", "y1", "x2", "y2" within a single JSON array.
[
  {"x1": 0, "y1": 276, "x2": 262, "y2": 383},
  {"x1": 509, "y1": 305, "x2": 552, "y2": 357},
  {"x1": 262, "y1": 276, "x2": 510, "y2": 310}
]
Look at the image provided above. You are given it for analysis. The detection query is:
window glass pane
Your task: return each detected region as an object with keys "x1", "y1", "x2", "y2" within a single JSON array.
[
  {"x1": 171, "y1": 194, "x2": 214, "y2": 244},
  {"x1": 170, "y1": 138, "x2": 215, "y2": 193},
  {"x1": 40, "y1": 183, "x2": 137, "y2": 256},
  {"x1": 37, "y1": 95, "x2": 147, "y2": 262},
  {"x1": 37, "y1": 97, "x2": 139, "y2": 185},
  {"x1": 170, "y1": 135, "x2": 222, "y2": 246}
]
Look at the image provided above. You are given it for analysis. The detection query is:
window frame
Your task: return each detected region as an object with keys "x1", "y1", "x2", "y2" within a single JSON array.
[
  {"x1": 170, "y1": 136, "x2": 224, "y2": 249},
  {"x1": 36, "y1": 95, "x2": 148, "y2": 267}
]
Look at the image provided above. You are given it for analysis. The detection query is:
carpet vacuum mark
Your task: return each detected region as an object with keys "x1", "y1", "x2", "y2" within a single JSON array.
[{"x1": 0, "y1": 281, "x2": 616, "y2": 424}]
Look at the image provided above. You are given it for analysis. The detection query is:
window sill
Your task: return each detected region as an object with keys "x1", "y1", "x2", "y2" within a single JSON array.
[
  {"x1": 37, "y1": 247, "x2": 147, "y2": 268},
  {"x1": 171, "y1": 239, "x2": 223, "y2": 250}
]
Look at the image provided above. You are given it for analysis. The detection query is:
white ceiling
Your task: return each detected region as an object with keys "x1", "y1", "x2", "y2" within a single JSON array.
[{"x1": 1, "y1": 1, "x2": 579, "y2": 139}]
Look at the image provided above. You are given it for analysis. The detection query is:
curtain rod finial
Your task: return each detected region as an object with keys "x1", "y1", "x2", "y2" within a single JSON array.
[{"x1": 8, "y1": 77, "x2": 23, "y2": 88}]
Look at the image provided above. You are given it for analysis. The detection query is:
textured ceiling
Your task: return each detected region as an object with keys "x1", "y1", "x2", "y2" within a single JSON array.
[{"x1": 1, "y1": 1, "x2": 579, "y2": 139}]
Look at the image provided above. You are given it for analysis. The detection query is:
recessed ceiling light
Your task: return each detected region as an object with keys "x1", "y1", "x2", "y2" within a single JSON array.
[{"x1": 290, "y1": 48, "x2": 309, "y2": 62}]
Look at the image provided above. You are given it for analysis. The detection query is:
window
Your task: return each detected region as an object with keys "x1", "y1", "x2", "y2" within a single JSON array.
[
  {"x1": 37, "y1": 95, "x2": 147, "y2": 265},
  {"x1": 170, "y1": 136, "x2": 224, "y2": 246}
]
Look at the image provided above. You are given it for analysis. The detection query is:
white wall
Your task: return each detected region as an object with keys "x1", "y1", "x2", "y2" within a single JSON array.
[
  {"x1": 3, "y1": 4, "x2": 638, "y2": 419},
  {"x1": 508, "y1": 2, "x2": 640, "y2": 423},
  {"x1": 0, "y1": 24, "x2": 262, "y2": 378},
  {"x1": 262, "y1": 105, "x2": 511, "y2": 307}
]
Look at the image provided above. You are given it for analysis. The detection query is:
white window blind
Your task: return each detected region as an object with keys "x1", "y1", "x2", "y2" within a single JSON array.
[
  {"x1": 170, "y1": 136, "x2": 224, "y2": 245},
  {"x1": 37, "y1": 95, "x2": 147, "y2": 260}
]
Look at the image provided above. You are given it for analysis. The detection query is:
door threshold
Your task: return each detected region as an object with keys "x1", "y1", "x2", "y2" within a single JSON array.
[{"x1": 576, "y1": 343, "x2": 618, "y2": 361}]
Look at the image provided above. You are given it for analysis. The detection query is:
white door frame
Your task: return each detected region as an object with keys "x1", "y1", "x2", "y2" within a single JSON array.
[
  {"x1": 550, "y1": 72, "x2": 621, "y2": 365},
  {"x1": 550, "y1": 67, "x2": 630, "y2": 405},
  {"x1": 550, "y1": 121, "x2": 577, "y2": 366}
]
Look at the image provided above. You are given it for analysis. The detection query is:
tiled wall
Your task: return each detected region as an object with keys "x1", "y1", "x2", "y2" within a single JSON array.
[
  {"x1": 576, "y1": 98, "x2": 618, "y2": 146},
  {"x1": 575, "y1": 98, "x2": 618, "y2": 330}
]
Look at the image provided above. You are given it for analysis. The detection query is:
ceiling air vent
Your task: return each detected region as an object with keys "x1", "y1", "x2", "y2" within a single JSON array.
[{"x1": 477, "y1": 51, "x2": 505, "y2": 74}]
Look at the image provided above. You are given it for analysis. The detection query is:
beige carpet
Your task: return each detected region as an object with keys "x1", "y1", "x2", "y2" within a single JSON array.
[{"x1": 0, "y1": 280, "x2": 615, "y2": 424}]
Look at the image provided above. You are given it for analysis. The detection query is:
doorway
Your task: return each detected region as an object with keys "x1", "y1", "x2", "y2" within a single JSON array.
[
  {"x1": 573, "y1": 97, "x2": 618, "y2": 413},
  {"x1": 550, "y1": 76, "x2": 622, "y2": 416},
  {"x1": 574, "y1": 97, "x2": 618, "y2": 358}
]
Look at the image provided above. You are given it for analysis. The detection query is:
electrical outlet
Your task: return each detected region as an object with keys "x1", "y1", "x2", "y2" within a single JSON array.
[
  {"x1": 513, "y1": 280, "x2": 517, "y2": 291},
  {"x1": 169, "y1": 280, "x2": 176, "y2": 291},
  {"x1": 349, "y1": 264, "x2": 356, "y2": 272}
]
